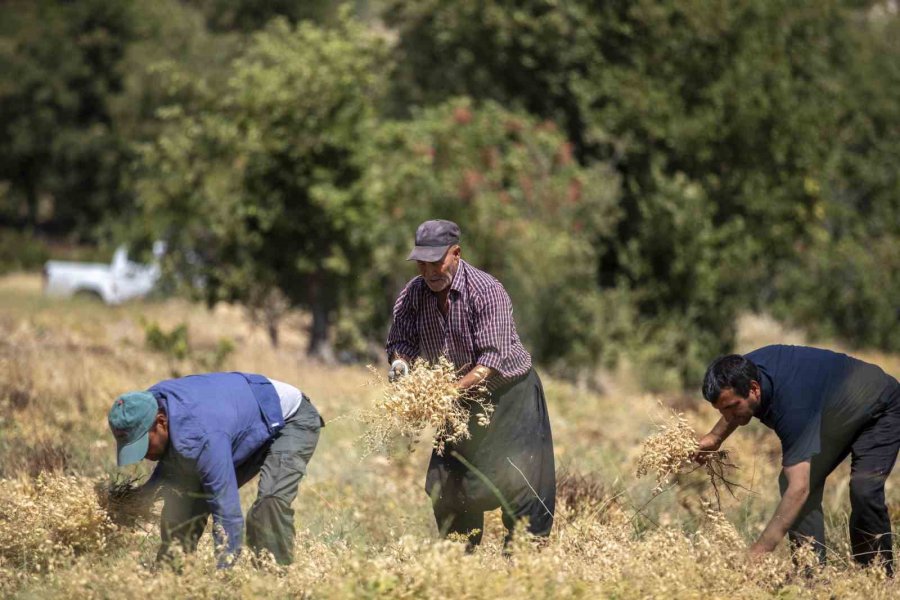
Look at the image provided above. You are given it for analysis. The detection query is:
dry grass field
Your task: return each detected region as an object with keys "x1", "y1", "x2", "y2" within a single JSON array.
[{"x1": 1, "y1": 272, "x2": 898, "y2": 598}]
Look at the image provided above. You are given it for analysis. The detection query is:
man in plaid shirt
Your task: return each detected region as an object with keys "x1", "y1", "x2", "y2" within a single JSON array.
[{"x1": 387, "y1": 219, "x2": 556, "y2": 548}]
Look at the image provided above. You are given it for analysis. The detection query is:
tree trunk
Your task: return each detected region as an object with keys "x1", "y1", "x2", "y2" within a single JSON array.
[
  {"x1": 267, "y1": 319, "x2": 280, "y2": 348},
  {"x1": 306, "y1": 270, "x2": 335, "y2": 362},
  {"x1": 25, "y1": 180, "x2": 39, "y2": 228}
]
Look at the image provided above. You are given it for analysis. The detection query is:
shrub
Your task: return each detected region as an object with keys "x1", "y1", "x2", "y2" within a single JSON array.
[
  {"x1": 143, "y1": 320, "x2": 190, "y2": 361},
  {"x1": 0, "y1": 474, "x2": 119, "y2": 582},
  {"x1": 555, "y1": 468, "x2": 618, "y2": 520},
  {"x1": 142, "y1": 319, "x2": 234, "y2": 373}
]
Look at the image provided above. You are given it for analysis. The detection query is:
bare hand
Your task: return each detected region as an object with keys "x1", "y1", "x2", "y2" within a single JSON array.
[
  {"x1": 694, "y1": 433, "x2": 721, "y2": 464},
  {"x1": 748, "y1": 541, "x2": 770, "y2": 559}
]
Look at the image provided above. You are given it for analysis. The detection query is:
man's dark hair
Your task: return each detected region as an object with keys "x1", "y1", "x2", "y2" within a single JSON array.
[{"x1": 701, "y1": 354, "x2": 759, "y2": 403}]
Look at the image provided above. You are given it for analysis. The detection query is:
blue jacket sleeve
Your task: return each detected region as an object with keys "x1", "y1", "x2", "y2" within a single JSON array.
[{"x1": 195, "y1": 434, "x2": 243, "y2": 567}]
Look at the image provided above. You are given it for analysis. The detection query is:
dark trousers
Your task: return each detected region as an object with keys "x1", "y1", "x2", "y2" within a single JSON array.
[
  {"x1": 158, "y1": 398, "x2": 322, "y2": 565},
  {"x1": 426, "y1": 369, "x2": 556, "y2": 547},
  {"x1": 430, "y1": 458, "x2": 553, "y2": 547},
  {"x1": 780, "y1": 393, "x2": 900, "y2": 574}
]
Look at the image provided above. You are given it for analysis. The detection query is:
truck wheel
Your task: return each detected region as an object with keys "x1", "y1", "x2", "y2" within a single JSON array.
[{"x1": 74, "y1": 289, "x2": 104, "y2": 302}]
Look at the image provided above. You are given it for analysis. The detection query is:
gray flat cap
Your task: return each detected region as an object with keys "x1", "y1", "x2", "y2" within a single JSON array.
[{"x1": 406, "y1": 219, "x2": 461, "y2": 262}]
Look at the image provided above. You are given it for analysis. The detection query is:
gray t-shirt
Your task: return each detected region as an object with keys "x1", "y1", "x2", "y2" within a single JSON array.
[{"x1": 267, "y1": 378, "x2": 303, "y2": 421}]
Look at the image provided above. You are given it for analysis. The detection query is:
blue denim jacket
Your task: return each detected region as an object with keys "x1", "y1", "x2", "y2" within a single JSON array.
[{"x1": 146, "y1": 372, "x2": 284, "y2": 564}]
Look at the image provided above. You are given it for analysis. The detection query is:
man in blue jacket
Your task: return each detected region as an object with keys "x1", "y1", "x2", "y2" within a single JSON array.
[
  {"x1": 107, "y1": 372, "x2": 323, "y2": 566},
  {"x1": 698, "y1": 345, "x2": 900, "y2": 573}
]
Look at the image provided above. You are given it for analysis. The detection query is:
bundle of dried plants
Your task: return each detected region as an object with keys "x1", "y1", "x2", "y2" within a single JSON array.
[
  {"x1": 635, "y1": 406, "x2": 741, "y2": 508},
  {"x1": 360, "y1": 357, "x2": 492, "y2": 456}
]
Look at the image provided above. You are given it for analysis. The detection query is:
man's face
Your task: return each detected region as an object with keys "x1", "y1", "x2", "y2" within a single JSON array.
[
  {"x1": 713, "y1": 381, "x2": 761, "y2": 426},
  {"x1": 144, "y1": 411, "x2": 169, "y2": 461},
  {"x1": 417, "y1": 245, "x2": 461, "y2": 293}
]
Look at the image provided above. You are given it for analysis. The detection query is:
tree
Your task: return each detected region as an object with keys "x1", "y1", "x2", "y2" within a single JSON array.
[
  {"x1": 185, "y1": 0, "x2": 343, "y2": 32},
  {"x1": 138, "y1": 16, "x2": 389, "y2": 359},
  {"x1": 772, "y1": 10, "x2": 900, "y2": 351},
  {"x1": 0, "y1": 0, "x2": 137, "y2": 239}
]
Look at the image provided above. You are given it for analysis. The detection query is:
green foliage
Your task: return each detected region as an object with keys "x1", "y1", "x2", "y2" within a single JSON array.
[
  {"x1": 138, "y1": 16, "x2": 390, "y2": 357},
  {"x1": 143, "y1": 321, "x2": 190, "y2": 361},
  {"x1": 186, "y1": 0, "x2": 343, "y2": 32},
  {"x1": 0, "y1": 0, "x2": 138, "y2": 239},
  {"x1": 0, "y1": 229, "x2": 49, "y2": 275},
  {"x1": 387, "y1": 0, "x2": 848, "y2": 236},
  {"x1": 828, "y1": 8, "x2": 900, "y2": 239},
  {"x1": 616, "y1": 169, "x2": 754, "y2": 388},
  {"x1": 110, "y1": 0, "x2": 243, "y2": 143},
  {"x1": 143, "y1": 320, "x2": 235, "y2": 374},
  {"x1": 203, "y1": 338, "x2": 237, "y2": 372},
  {"x1": 773, "y1": 236, "x2": 900, "y2": 353},
  {"x1": 766, "y1": 13, "x2": 900, "y2": 352}
]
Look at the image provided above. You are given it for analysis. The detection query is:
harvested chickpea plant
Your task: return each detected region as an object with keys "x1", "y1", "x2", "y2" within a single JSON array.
[{"x1": 360, "y1": 357, "x2": 492, "y2": 456}]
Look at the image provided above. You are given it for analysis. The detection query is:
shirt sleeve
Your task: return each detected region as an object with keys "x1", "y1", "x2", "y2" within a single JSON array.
[
  {"x1": 386, "y1": 280, "x2": 420, "y2": 363},
  {"x1": 194, "y1": 434, "x2": 243, "y2": 567},
  {"x1": 471, "y1": 283, "x2": 514, "y2": 374},
  {"x1": 779, "y1": 410, "x2": 822, "y2": 466}
]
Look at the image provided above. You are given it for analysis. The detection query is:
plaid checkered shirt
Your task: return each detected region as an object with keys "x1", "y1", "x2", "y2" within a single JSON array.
[{"x1": 386, "y1": 259, "x2": 532, "y2": 390}]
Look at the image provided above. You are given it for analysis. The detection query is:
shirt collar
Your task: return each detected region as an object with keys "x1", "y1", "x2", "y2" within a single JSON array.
[{"x1": 449, "y1": 259, "x2": 468, "y2": 295}]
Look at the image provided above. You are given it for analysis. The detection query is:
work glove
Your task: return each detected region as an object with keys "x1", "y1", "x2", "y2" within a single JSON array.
[{"x1": 388, "y1": 359, "x2": 409, "y2": 383}]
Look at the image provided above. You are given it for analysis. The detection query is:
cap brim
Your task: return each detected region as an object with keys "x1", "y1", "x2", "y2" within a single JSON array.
[
  {"x1": 406, "y1": 245, "x2": 451, "y2": 262},
  {"x1": 116, "y1": 432, "x2": 150, "y2": 467}
]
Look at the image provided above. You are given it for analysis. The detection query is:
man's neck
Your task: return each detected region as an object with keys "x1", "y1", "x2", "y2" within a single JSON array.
[{"x1": 753, "y1": 371, "x2": 774, "y2": 418}]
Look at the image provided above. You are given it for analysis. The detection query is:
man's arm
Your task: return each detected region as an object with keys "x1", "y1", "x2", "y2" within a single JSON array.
[
  {"x1": 469, "y1": 285, "x2": 515, "y2": 377},
  {"x1": 457, "y1": 365, "x2": 497, "y2": 391},
  {"x1": 195, "y1": 435, "x2": 244, "y2": 567},
  {"x1": 386, "y1": 282, "x2": 420, "y2": 365},
  {"x1": 698, "y1": 417, "x2": 740, "y2": 453},
  {"x1": 750, "y1": 460, "x2": 811, "y2": 555}
]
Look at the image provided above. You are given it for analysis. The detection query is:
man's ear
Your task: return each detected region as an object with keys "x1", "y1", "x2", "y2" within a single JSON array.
[{"x1": 749, "y1": 380, "x2": 761, "y2": 398}]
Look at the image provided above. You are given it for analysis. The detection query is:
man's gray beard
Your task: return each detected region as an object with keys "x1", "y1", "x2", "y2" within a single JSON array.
[{"x1": 428, "y1": 271, "x2": 453, "y2": 293}]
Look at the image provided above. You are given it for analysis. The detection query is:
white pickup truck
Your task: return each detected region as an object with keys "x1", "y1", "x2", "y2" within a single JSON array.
[{"x1": 43, "y1": 242, "x2": 165, "y2": 305}]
